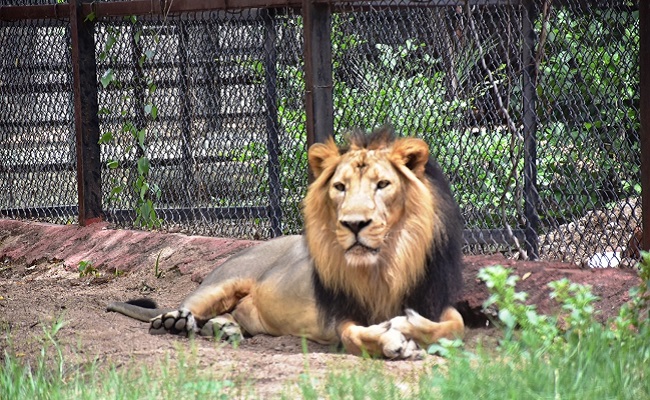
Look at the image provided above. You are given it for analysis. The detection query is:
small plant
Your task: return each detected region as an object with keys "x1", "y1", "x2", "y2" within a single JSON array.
[
  {"x1": 78, "y1": 260, "x2": 99, "y2": 277},
  {"x1": 96, "y1": 15, "x2": 163, "y2": 230},
  {"x1": 427, "y1": 337, "x2": 468, "y2": 358},
  {"x1": 153, "y1": 250, "x2": 164, "y2": 278},
  {"x1": 611, "y1": 251, "x2": 650, "y2": 340},
  {"x1": 478, "y1": 265, "x2": 558, "y2": 349},
  {"x1": 478, "y1": 252, "x2": 650, "y2": 354}
]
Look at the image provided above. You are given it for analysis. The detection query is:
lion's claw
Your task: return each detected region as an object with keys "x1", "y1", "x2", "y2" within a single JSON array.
[
  {"x1": 149, "y1": 308, "x2": 197, "y2": 336},
  {"x1": 200, "y1": 315, "x2": 243, "y2": 343},
  {"x1": 148, "y1": 309, "x2": 242, "y2": 343},
  {"x1": 379, "y1": 327, "x2": 424, "y2": 360}
]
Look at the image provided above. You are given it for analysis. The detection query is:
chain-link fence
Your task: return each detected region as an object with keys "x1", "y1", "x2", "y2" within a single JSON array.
[{"x1": 0, "y1": 0, "x2": 642, "y2": 266}]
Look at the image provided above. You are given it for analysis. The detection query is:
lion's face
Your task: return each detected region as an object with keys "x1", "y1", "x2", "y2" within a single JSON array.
[
  {"x1": 327, "y1": 148, "x2": 405, "y2": 266},
  {"x1": 306, "y1": 134, "x2": 435, "y2": 269}
]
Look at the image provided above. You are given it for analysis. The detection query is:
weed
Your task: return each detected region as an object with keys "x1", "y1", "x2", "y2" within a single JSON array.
[
  {"x1": 154, "y1": 250, "x2": 164, "y2": 278},
  {"x1": 78, "y1": 260, "x2": 100, "y2": 277}
]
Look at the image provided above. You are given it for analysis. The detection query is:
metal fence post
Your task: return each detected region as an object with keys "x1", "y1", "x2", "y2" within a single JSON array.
[
  {"x1": 522, "y1": 0, "x2": 539, "y2": 259},
  {"x1": 303, "y1": 0, "x2": 334, "y2": 151},
  {"x1": 178, "y1": 20, "x2": 198, "y2": 210},
  {"x1": 264, "y1": 10, "x2": 283, "y2": 237},
  {"x1": 641, "y1": 1, "x2": 650, "y2": 252},
  {"x1": 70, "y1": 0, "x2": 103, "y2": 225}
]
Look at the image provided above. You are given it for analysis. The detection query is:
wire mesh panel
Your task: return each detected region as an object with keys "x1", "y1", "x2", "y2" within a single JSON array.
[
  {"x1": 0, "y1": 18, "x2": 78, "y2": 224},
  {"x1": 534, "y1": 1, "x2": 640, "y2": 265},
  {"x1": 0, "y1": 0, "x2": 641, "y2": 266},
  {"x1": 330, "y1": 2, "x2": 533, "y2": 255},
  {"x1": 328, "y1": 0, "x2": 640, "y2": 265},
  {"x1": 94, "y1": 9, "x2": 306, "y2": 238}
]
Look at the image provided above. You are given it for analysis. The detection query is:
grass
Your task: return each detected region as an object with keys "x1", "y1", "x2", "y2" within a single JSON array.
[{"x1": 3, "y1": 255, "x2": 650, "y2": 399}]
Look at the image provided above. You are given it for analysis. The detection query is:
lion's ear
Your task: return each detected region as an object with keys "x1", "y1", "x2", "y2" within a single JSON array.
[
  {"x1": 308, "y1": 137, "x2": 340, "y2": 179},
  {"x1": 390, "y1": 138, "x2": 430, "y2": 178}
]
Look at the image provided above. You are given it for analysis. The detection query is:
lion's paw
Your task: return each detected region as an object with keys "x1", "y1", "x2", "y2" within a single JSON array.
[
  {"x1": 149, "y1": 308, "x2": 197, "y2": 336},
  {"x1": 379, "y1": 327, "x2": 425, "y2": 360},
  {"x1": 199, "y1": 314, "x2": 243, "y2": 344}
]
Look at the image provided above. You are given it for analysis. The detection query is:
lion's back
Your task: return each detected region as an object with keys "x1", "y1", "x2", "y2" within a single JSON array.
[{"x1": 199, "y1": 235, "x2": 312, "y2": 288}]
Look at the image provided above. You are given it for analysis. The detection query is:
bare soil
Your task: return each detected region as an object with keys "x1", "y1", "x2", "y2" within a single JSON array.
[{"x1": 0, "y1": 220, "x2": 641, "y2": 397}]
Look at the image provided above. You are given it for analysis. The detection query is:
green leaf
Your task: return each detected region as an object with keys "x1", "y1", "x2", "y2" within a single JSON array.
[
  {"x1": 100, "y1": 69, "x2": 114, "y2": 88},
  {"x1": 107, "y1": 160, "x2": 119, "y2": 169},
  {"x1": 98, "y1": 132, "x2": 113, "y2": 144},
  {"x1": 105, "y1": 34, "x2": 117, "y2": 54},
  {"x1": 139, "y1": 181, "x2": 150, "y2": 200},
  {"x1": 498, "y1": 308, "x2": 516, "y2": 329},
  {"x1": 137, "y1": 156, "x2": 150, "y2": 176},
  {"x1": 137, "y1": 129, "x2": 146, "y2": 150}
]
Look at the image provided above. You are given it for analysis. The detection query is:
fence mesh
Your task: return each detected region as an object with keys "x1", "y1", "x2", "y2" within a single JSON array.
[
  {"x1": 0, "y1": 18, "x2": 77, "y2": 224},
  {"x1": 94, "y1": 9, "x2": 306, "y2": 239},
  {"x1": 0, "y1": 0, "x2": 641, "y2": 266}
]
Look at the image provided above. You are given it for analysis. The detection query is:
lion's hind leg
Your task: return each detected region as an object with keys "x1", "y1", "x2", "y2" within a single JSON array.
[{"x1": 149, "y1": 278, "x2": 254, "y2": 339}]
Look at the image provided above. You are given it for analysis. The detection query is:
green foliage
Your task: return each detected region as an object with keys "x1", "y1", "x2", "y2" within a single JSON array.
[
  {"x1": 332, "y1": 37, "x2": 471, "y2": 135},
  {"x1": 153, "y1": 250, "x2": 164, "y2": 278},
  {"x1": 478, "y1": 252, "x2": 650, "y2": 356},
  {"x1": 293, "y1": 361, "x2": 408, "y2": 400},
  {"x1": 0, "y1": 320, "x2": 239, "y2": 400},
  {"x1": 611, "y1": 251, "x2": 650, "y2": 340},
  {"x1": 536, "y1": 8, "x2": 640, "y2": 219},
  {"x1": 97, "y1": 17, "x2": 162, "y2": 229},
  {"x1": 428, "y1": 254, "x2": 650, "y2": 399},
  {"x1": 78, "y1": 260, "x2": 99, "y2": 277}
]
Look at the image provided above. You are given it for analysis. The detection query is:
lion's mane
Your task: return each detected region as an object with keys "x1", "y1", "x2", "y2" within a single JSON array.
[{"x1": 303, "y1": 127, "x2": 463, "y2": 329}]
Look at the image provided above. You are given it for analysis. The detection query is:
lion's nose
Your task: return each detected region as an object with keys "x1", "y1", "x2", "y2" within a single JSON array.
[{"x1": 340, "y1": 219, "x2": 372, "y2": 235}]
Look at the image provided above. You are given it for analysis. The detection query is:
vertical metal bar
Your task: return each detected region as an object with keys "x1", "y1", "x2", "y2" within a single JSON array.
[
  {"x1": 178, "y1": 20, "x2": 197, "y2": 209},
  {"x1": 522, "y1": 0, "x2": 539, "y2": 259},
  {"x1": 70, "y1": 0, "x2": 103, "y2": 225},
  {"x1": 640, "y1": 1, "x2": 650, "y2": 251},
  {"x1": 264, "y1": 10, "x2": 282, "y2": 237},
  {"x1": 302, "y1": 0, "x2": 333, "y2": 150}
]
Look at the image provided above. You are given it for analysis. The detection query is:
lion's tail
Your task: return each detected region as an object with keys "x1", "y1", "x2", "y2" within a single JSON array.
[{"x1": 106, "y1": 298, "x2": 174, "y2": 322}]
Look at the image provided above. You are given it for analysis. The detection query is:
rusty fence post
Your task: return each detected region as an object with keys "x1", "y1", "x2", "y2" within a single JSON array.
[
  {"x1": 522, "y1": 0, "x2": 540, "y2": 260},
  {"x1": 303, "y1": 0, "x2": 333, "y2": 150},
  {"x1": 70, "y1": 0, "x2": 103, "y2": 225},
  {"x1": 264, "y1": 9, "x2": 283, "y2": 237},
  {"x1": 641, "y1": 1, "x2": 650, "y2": 252}
]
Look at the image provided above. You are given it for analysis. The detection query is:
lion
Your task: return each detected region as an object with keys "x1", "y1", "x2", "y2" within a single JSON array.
[{"x1": 107, "y1": 127, "x2": 465, "y2": 359}]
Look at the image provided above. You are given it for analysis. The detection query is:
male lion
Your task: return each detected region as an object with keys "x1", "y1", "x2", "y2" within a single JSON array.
[{"x1": 108, "y1": 127, "x2": 464, "y2": 359}]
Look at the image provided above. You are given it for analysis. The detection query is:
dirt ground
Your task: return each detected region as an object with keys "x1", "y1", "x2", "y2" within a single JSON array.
[{"x1": 0, "y1": 220, "x2": 642, "y2": 397}]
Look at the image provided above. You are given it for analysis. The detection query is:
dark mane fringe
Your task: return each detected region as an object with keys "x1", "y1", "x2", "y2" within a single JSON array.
[
  {"x1": 313, "y1": 269, "x2": 372, "y2": 327},
  {"x1": 340, "y1": 126, "x2": 398, "y2": 153},
  {"x1": 404, "y1": 157, "x2": 464, "y2": 320}
]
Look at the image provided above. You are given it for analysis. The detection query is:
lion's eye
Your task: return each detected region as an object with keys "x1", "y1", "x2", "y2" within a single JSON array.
[
  {"x1": 333, "y1": 182, "x2": 346, "y2": 192},
  {"x1": 377, "y1": 180, "x2": 391, "y2": 190}
]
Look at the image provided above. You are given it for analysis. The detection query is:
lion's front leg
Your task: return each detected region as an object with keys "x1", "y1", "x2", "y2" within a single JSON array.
[
  {"x1": 388, "y1": 307, "x2": 464, "y2": 349},
  {"x1": 337, "y1": 321, "x2": 424, "y2": 360}
]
